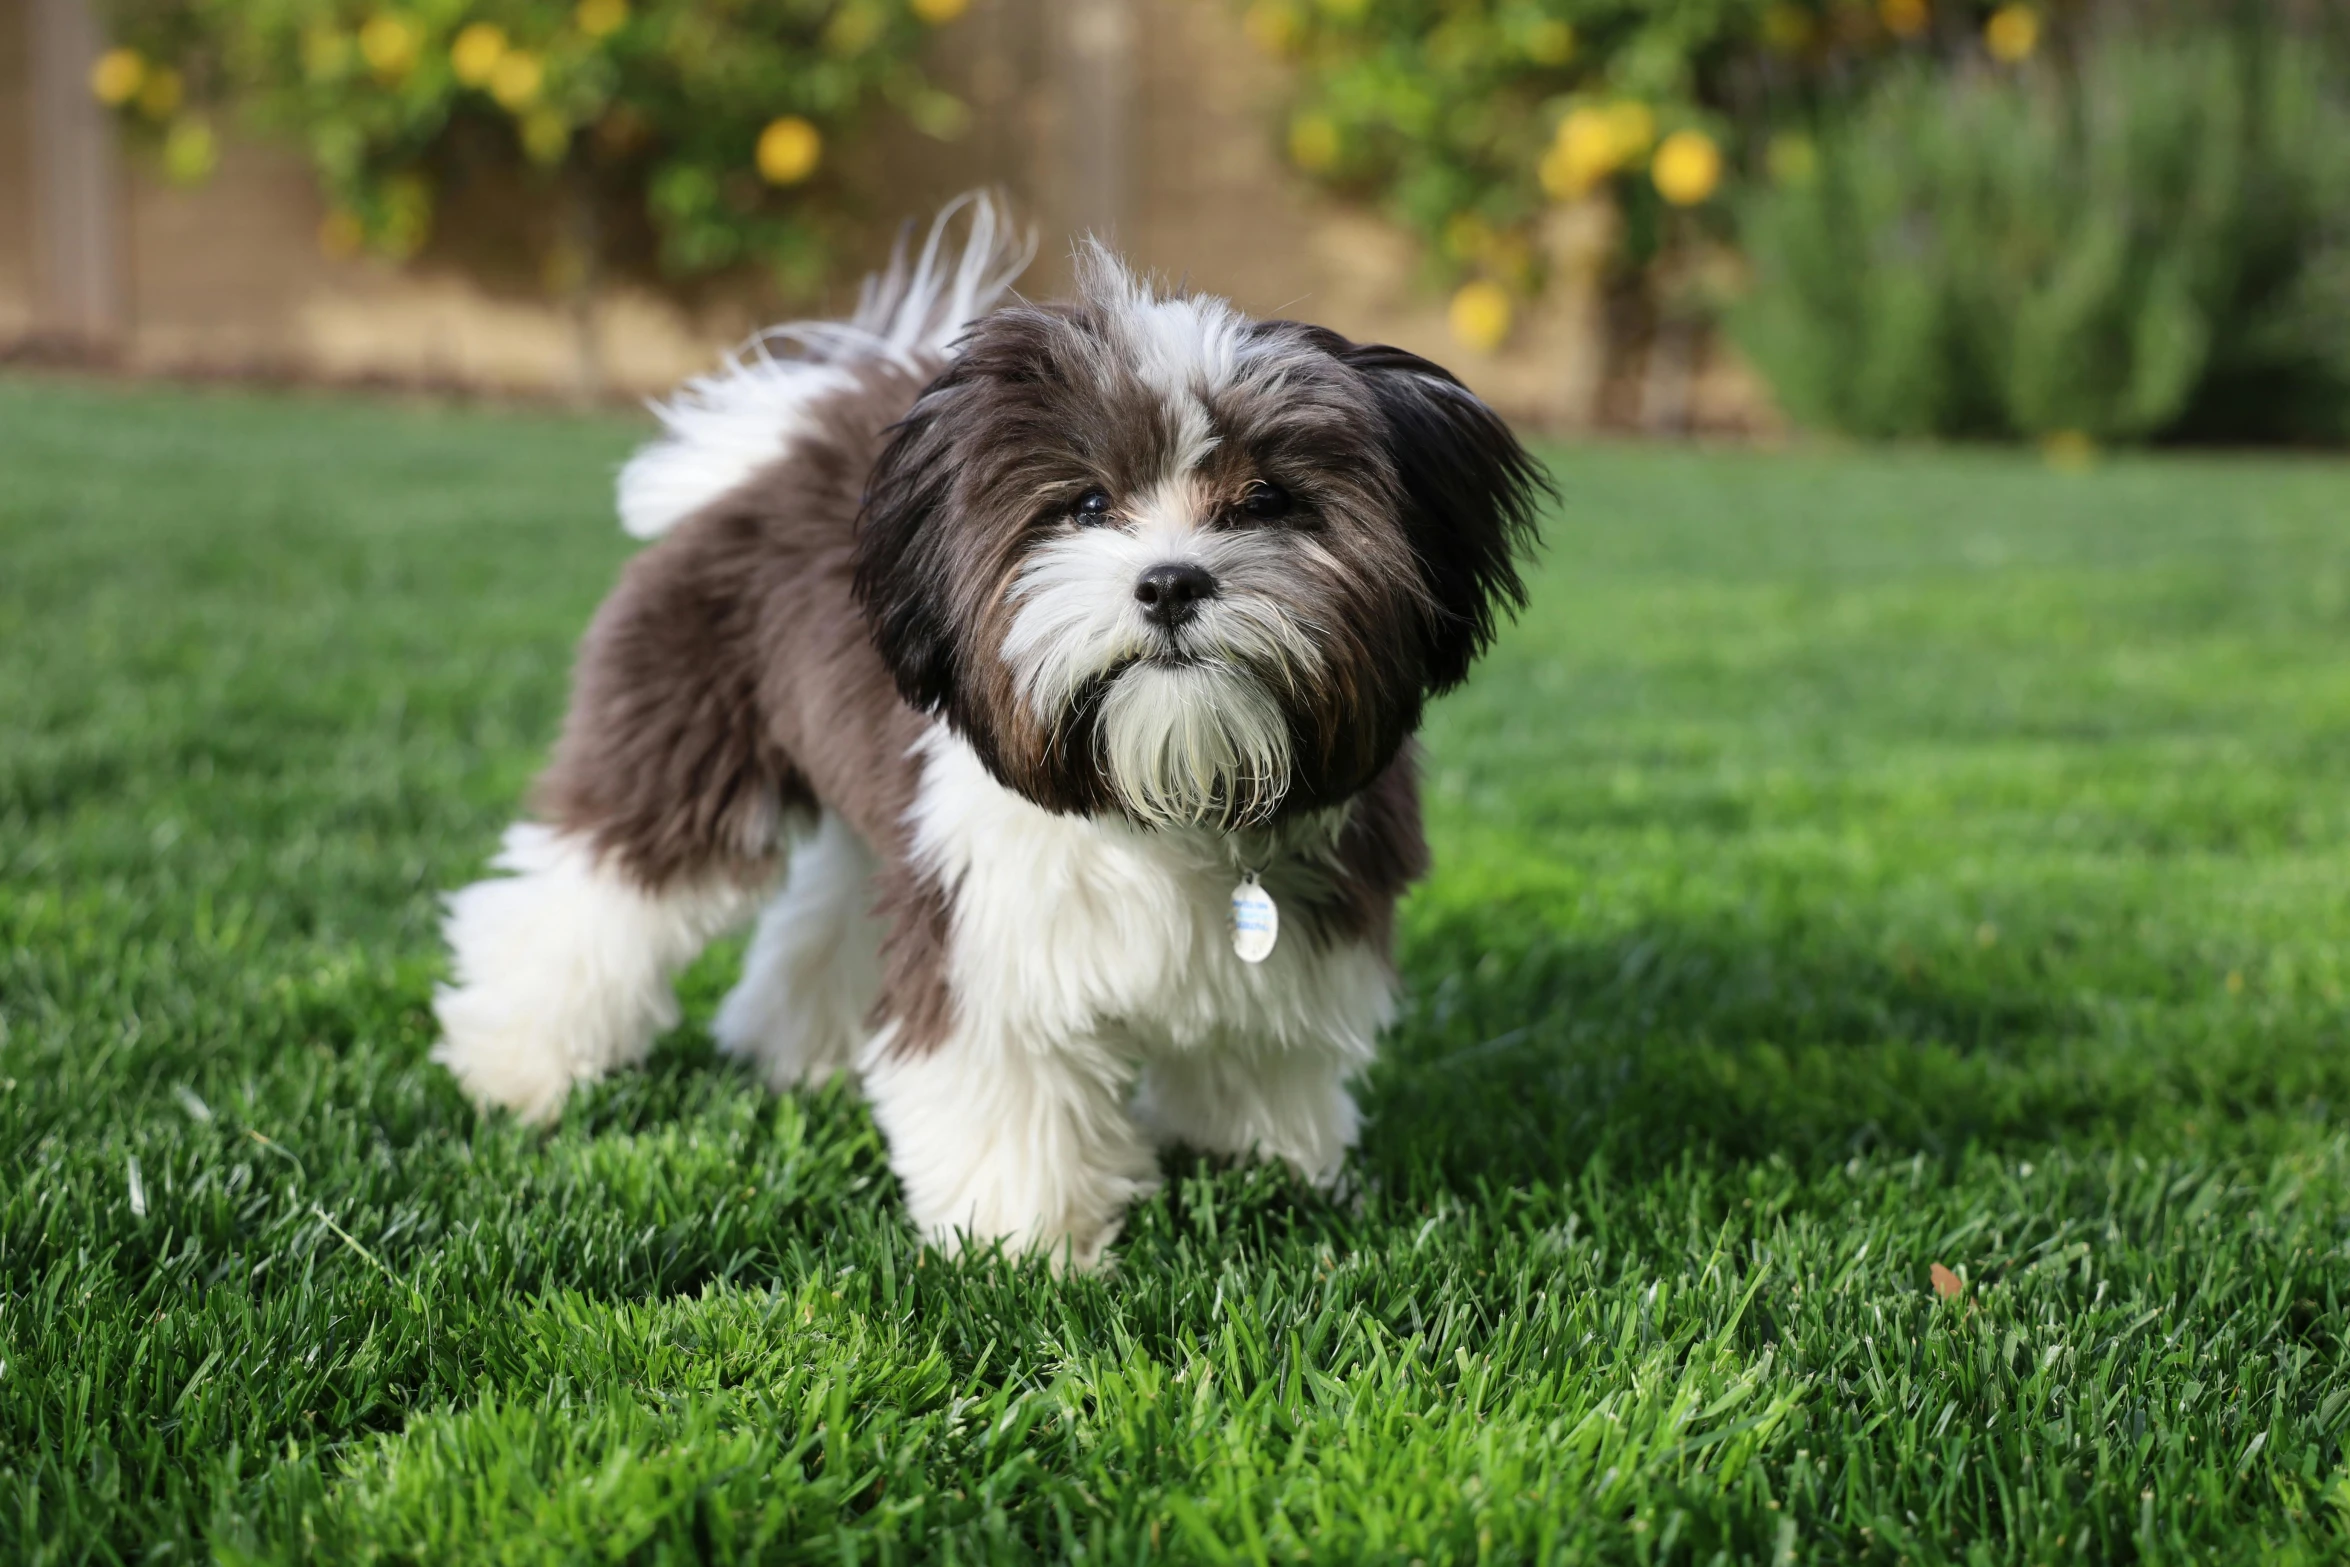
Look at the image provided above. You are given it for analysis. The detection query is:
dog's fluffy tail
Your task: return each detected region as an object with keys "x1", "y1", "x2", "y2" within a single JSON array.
[{"x1": 616, "y1": 192, "x2": 1033, "y2": 540}]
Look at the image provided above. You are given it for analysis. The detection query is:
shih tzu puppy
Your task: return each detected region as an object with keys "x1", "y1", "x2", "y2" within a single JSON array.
[{"x1": 432, "y1": 197, "x2": 1546, "y2": 1269}]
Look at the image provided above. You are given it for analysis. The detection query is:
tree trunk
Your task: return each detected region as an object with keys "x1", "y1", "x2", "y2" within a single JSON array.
[{"x1": 28, "y1": 0, "x2": 126, "y2": 351}]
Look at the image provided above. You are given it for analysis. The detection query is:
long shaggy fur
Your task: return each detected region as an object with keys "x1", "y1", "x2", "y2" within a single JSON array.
[
  {"x1": 617, "y1": 194, "x2": 1033, "y2": 541},
  {"x1": 432, "y1": 198, "x2": 1548, "y2": 1269}
]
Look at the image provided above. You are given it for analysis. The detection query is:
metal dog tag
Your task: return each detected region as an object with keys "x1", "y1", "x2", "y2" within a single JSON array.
[{"x1": 1230, "y1": 874, "x2": 1279, "y2": 964}]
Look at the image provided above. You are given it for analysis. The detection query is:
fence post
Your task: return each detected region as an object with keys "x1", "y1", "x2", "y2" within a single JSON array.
[
  {"x1": 1058, "y1": 0, "x2": 1132, "y2": 247},
  {"x1": 27, "y1": 0, "x2": 125, "y2": 351}
]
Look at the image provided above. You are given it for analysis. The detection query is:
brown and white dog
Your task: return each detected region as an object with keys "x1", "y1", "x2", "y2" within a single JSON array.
[{"x1": 432, "y1": 198, "x2": 1546, "y2": 1269}]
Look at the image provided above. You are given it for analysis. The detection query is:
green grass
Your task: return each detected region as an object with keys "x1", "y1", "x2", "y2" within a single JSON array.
[{"x1": 6, "y1": 375, "x2": 2350, "y2": 1564}]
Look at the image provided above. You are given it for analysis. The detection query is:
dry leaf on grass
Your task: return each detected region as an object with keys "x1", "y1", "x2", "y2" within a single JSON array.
[{"x1": 1930, "y1": 1262, "x2": 1964, "y2": 1300}]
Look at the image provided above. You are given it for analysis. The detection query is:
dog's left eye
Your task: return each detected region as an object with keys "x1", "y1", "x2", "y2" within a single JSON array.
[
  {"x1": 1074, "y1": 489, "x2": 1114, "y2": 523},
  {"x1": 1239, "y1": 482, "x2": 1292, "y2": 522}
]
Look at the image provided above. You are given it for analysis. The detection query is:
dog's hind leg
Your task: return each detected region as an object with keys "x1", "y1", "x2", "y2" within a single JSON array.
[
  {"x1": 432, "y1": 524, "x2": 797, "y2": 1122},
  {"x1": 713, "y1": 811, "x2": 882, "y2": 1090},
  {"x1": 431, "y1": 824, "x2": 771, "y2": 1121}
]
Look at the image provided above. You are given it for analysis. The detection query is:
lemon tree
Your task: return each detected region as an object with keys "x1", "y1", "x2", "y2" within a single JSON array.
[
  {"x1": 91, "y1": 0, "x2": 972, "y2": 295},
  {"x1": 1249, "y1": 0, "x2": 2057, "y2": 348}
]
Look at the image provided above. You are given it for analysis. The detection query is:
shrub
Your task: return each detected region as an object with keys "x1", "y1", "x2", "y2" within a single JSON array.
[
  {"x1": 1250, "y1": 0, "x2": 1775, "y2": 298},
  {"x1": 1249, "y1": 0, "x2": 2096, "y2": 347},
  {"x1": 1732, "y1": 29, "x2": 2350, "y2": 443},
  {"x1": 90, "y1": 0, "x2": 972, "y2": 295}
]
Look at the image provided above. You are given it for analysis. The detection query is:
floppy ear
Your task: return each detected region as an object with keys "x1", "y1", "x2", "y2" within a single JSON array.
[
  {"x1": 1345, "y1": 343, "x2": 1550, "y2": 691},
  {"x1": 853, "y1": 378, "x2": 970, "y2": 713}
]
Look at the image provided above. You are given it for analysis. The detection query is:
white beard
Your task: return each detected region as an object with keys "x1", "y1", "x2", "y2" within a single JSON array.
[{"x1": 1093, "y1": 660, "x2": 1293, "y2": 828}]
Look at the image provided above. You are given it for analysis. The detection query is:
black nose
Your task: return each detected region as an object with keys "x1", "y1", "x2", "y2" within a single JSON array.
[{"x1": 1134, "y1": 562, "x2": 1217, "y2": 629}]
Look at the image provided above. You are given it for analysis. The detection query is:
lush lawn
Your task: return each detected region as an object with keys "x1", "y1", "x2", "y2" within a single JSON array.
[{"x1": 6, "y1": 374, "x2": 2350, "y2": 1564}]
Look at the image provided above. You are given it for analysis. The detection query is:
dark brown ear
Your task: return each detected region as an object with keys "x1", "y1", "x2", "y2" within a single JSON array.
[
  {"x1": 1343, "y1": 343, "x2": 1550, "y2": 691},
  {"x1": 852, "y1": 371, "x2": 972, "y2": 714}
]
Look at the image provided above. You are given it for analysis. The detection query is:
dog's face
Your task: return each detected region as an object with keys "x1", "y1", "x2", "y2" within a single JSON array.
[{"x1": 854, "y1": 253, "x2": 1546, "y2": 829}]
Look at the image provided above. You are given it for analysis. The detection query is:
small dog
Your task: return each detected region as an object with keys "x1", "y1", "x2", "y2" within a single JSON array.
[{"x1": 433, "y1": 198, "x2": 1546, "y2": 1268}]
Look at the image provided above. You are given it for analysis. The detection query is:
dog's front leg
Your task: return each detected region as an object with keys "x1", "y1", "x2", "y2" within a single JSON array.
[{"x1": 860, "y1": 1026, "x2": 1161, "y2": 1271}]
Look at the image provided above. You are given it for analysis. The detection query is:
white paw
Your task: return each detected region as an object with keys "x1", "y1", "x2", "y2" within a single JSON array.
[
  {"x1": 913, "y1": 1192, "x2": 1148, "y2": 1275},
  {"x1": 427, "y1": 1015, "x2": 580, "y2": 1124},
  {"x1": 877, "y1": 1062, "x2": 1164, "y2": 1276}
]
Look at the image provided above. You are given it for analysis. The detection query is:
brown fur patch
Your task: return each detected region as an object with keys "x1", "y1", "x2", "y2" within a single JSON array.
[
  {"x1": 534, "y1": 356, "x2": 959, "y2": 1049},
  {"x1": 1322, "y1": 745, "x2": 1429, "y2": 961}
]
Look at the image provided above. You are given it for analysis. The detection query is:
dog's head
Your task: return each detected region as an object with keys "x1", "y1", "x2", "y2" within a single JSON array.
[{"x1": 853, "y1": 250, "x2": 1548, "y2": 828}]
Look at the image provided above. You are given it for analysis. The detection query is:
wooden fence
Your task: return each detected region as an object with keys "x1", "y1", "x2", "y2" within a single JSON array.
[{"x1": 0, "y1": 0, "x2": 1769, "y2": 431}]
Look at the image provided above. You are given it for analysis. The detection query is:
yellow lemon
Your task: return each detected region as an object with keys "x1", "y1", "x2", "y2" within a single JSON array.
[
  {"x1": 489, "y1": 50, "x2": 545, "y2": 111},
  {"x1": 359, "y1": 14, "x2": 421, "y2": 81},
  {"x1": 1288, "y1": 113, "x2": 1341, "y2": 173},
  {"x1": 1523, "y1": 19, "x2": 1574, "y2": 65},
  {"x1": 1553, "y1": 105, "x2": 1612, "y2": 153},
  {"x1": 1541, "y1": 105, "x2": 1627, "y2": 200},
  {"x1": 913, "y1": 0, "x2": 969, "y2": 22},
  {"x1": 575, "y1": 0, "x2": 629, "y2": 39},
  {"x1": 1448, "y1": 281, "x2": 1512, "y2": 354},
  {"x1": 136, "y1": 66, "x2": 183, "y2": 120},
  {"x1": 89, "y1": 48, "x2": 146, "y2": 106},
  {"x1": 451, "y1": 23, "x2": 507, "y2": 86},
  {"x1": 162, "y1": 119, "x2": 218, "y2": 184},
  {"x1": 1652, "y1": 129, "x2": 1723, "y2": 206},
  {"x1": 1878, "y1": 0, "x2": 1930, "y2": 38},
  {"x1": 319, "y1": 209, "x2": 366, "y2": 259},
  {"x1": 1985, "y1": 4, "x2": 2038, "y2": 62},
  {"x1": 1242, "y1": 1, "x2": 1303, "y2": 55},
  {"x1": 756, "y1": 115, "x2": 822, "y2": 184}
]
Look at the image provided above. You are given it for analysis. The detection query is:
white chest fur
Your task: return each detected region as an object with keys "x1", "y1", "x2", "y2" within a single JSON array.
[{"x1": 908, "y1": 730, "x2": 1395, "y2": 1066}]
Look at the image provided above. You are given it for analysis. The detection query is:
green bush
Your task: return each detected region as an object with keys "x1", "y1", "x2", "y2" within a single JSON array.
[
  {"x1": 1251, "y1": 0, "x2": 1773, "y2": 295},
  {"x1": 1249, "y1": 0, "x2": 2078, "y2": 348},
  {"x1": 91, "y1": 0, "x2": 972, "y2": 293},
  {"x1": 1733, "y1": 31, "x2": 2350, "y2": 443}
]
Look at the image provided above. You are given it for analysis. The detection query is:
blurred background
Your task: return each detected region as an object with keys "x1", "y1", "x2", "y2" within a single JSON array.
[{"x1": 3, "y1": 0, "x2": 2347, "y2": 446}]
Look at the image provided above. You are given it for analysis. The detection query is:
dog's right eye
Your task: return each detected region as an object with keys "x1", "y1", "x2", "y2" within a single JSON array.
[
  {"x1": 1239, "y1": 482, "x2": 1292, "y2": 522},
  {"x1": 1074, "y1": 489, "x2": 1114, "y2": 524}
]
